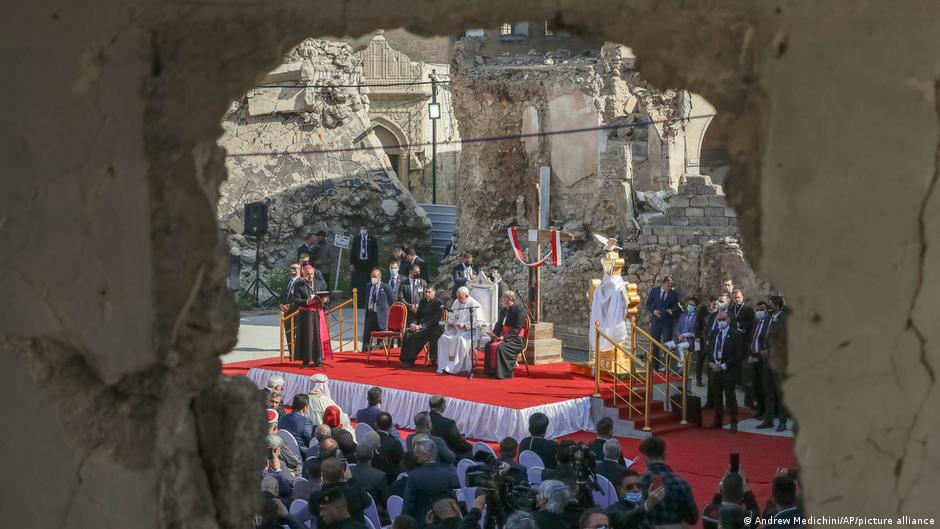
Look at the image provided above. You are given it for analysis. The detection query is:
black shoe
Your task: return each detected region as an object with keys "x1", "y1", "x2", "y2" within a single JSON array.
[
  {"x1": 695, "y1": 379, "x2": 704, "y2": 387},
  {"x1": 729, "y1": 423, "x2": 738, "y2": 433},
  {"x1": 776, "y1": 422, "x2": 788, "y2": 432},
  {"x1": 702, "y1": 403, "x2": 715, "y2": 410},
  {"x1": 755, "y1": 420, "x2": 774, "y2": 429}
]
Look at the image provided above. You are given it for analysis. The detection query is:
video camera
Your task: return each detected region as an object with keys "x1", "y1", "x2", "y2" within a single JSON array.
[
  {"x1": 465, "y1": 454, "x2": 537, "y2": 528},
  {"x1": 567, "y1": 443, "x2": 600, "y2": 507}
]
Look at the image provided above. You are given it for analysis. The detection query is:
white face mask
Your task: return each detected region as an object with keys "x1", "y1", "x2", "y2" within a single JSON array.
[
  {"x1": 390, "y1": 268, "x2": 399, "y2": 276},
  {"x1": 360, "y1": 229, "x2": 368, "y2": 236},
  {"x1": 370, "y1": 277, "x2": 379, "y2": 285}
]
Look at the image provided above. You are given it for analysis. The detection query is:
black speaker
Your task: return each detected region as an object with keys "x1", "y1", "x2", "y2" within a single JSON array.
[
  {"x1": 670, "y1": 391, "x2": 703, "y2": 426},
  {"x1": 244, "y1": 202, "x2": 268, "y2": 237}
]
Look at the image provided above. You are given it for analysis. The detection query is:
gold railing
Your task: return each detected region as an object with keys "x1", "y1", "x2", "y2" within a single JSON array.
[
  {"x1": 279, "y1": 288, "x2": 358, "y2": 361},
  {"x1": 593, "y1": 323, "x2": 649, "y2": 429},
  {"x1": 633, "y1": 325, "x2": 690, "y2": 425},
  {"x1": 592, "y1": 318, "x2": 691, "y2": 430}
]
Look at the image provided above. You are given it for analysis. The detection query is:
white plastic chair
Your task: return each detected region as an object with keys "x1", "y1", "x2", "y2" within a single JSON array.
[
  {"x1": 592, "y1": 474, "x2": 617, "y2": 508},
  {"x1": 364, "y1": 493, "x2": 382, "y2": 529},
  {"x1": 309, "y1": 437, "x2": 319, "y2": 450},
  {"x1": 518, "y1": 450, "x2": 545, "y2": 469},
  {"x1": 527, "y1": 466, "x2": 544, "y2": 486},
  {"x1": 457, "y1": 459, "x2": 475, "y2": 488},
  {"x1": 289, "y1": 499, "x2": 314, "y2": 529},
  {"x1": 471, "y1": 442, "x2": 496, "y2": 459},
  {"x1": 355, "y1": 422, "x2": 375, "y2": 443},
  {"x1": 387, "y1": 495, "x2": 403, "y2": 522},
  {"x1": 278, "y1": 430, "x2": 302, "y2": 458},
  {"x1": 364, "y1": 517, "x2": 377, "y2": 529},
  {"x1": 461, "y1": 485, "x2": 478, "y2": 510}
]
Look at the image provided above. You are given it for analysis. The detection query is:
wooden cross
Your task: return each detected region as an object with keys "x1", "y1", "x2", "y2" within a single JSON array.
[{"x1": 524, "y1": 172, "x2": 573, "y2": 323}]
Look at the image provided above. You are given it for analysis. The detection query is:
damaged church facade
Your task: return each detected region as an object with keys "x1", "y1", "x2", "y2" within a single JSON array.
[{"x1": 446, "y1": 39, "x2": 765, "y2": 347}]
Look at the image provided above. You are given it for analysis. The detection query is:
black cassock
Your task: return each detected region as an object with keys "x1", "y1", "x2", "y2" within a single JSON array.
[
  {"x1": 292, "y1": 277, "x2": 330, "y2": 366},
  {"x1": 483, "y1": 304, "x2": 526, "y2": 379},
  {"x1": 399, "y1": 297, "x2": 444, "y2": 367}
]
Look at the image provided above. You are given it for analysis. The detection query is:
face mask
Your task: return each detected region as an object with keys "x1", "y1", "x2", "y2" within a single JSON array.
[
  {"x1": 625, "y1": 492, "x2": 643, "y2": 504},
  {"x1": 755, "y1": 310, "x2": 766, "y2": 320},
  {"x1": 717, "y1": 302, "x2": 726, "y2": 310},
  {"x1": 718, "y1": 320, "x2": 729, "y2": 330},
  {"x1": 451, "y1": 236, "x2": 457, "y2": 243},
  {"x1": 687, "y1": 304, "x2": 696, "y2": 313},
  {"x1": 360, "y1": 229, "x2": 368, "y2": 236},
  {"x1": 390, "y1": 268, "x2": 398, "y2": 276},
  {"x1": 370, "y1": 277, "x2": 379, "y2": 285}
]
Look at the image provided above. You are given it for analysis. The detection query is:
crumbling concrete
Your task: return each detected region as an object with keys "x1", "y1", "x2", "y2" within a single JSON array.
[{"x1": 219, "y1": 39, "x2": 433, "y2": 284}]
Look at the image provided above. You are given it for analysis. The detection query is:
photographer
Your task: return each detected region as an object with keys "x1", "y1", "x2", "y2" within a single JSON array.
[
  {"x1": 702, "y1": 469, "x2": 759, "y2": 529},
  {"x1": 424, "y1": 490, "x2": 465, "y2": 529},
  {"x1": 461, "y1": 495, "x2": 539, "y2": 529},
  {"x1": 608, "y1": 469, "x2": 666, "y2": 529}
]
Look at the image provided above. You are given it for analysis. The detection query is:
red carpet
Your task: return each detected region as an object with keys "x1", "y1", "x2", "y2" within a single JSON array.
[{"x1": 223, "y1": 350, "x2": 599, "y2": 408}]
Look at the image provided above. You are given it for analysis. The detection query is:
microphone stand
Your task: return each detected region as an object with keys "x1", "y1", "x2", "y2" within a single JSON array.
[{"x1": 467, "y1": 305, "x2": 476, "y2": 380}]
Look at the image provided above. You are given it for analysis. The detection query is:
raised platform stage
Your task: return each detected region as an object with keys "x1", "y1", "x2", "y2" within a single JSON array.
[{"x1": 225, "y1": 349, "x2": 597, "y2": 442}]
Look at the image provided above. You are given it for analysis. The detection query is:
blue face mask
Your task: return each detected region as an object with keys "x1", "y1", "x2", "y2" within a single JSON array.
[
  {"x1": 687, "y1": 304, "x2": 696, "y2": 313},
  {"x1": 718, "y1": 320, "x2": 729, "y2": 330},
  {"x1": 390, "y1": 268, "x2": 399, "y2": 276},
  {"x1": 755, "y1": 310, "x2": 766, "y2": 320},
  {"x1": 717, "y1": 302, "x2": 726, "y2": 310},
  {"x1": 625, "y1": 492, "x2": 643, "y2": 504}
]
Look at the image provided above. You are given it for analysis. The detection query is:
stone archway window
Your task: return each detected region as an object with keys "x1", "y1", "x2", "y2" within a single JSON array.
[{"x1": 374, "y1": 124, "x2": 408, "y2": 186}]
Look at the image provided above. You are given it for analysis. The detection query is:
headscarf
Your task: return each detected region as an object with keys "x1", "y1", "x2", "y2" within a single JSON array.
[
  {"x1": 309, "y1": 373, "x2": 331, "y2": 398},
  {"x1": 457, "y1": 286, "x2": 470, "y2": 295},
  {"x1": 322, "y1": 405, "x2": 342, "y2": 428}
]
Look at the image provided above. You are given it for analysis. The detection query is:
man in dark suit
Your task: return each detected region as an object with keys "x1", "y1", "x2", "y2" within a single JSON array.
[
  {"x1": 297, "y1": 233, "x2": 319, "y2": 263},
  {"x1": 519, "y1": 412, "x2": 558, "y2": 469},
  {"x1": 280, "y1": 263, "x2": 303, "y2": 349},
  {"x1": 401, "y1": 249, "x2": 428, "y2": 282},
  {"x1": 355, "y1": 386, "x2": 384, "y2": 430},
  {"x1": 351, "y1": 444, "x2": 390, "y2": 523},
  {"x1": 595, "y1": 439, "x2": 628, "y2": 486},
  {"x1": 406, "y1": 412, "x2": 455, "y2": 465},
  {"x1": 386, "y1": 259, "x2": 404, "y2": 299},
  {"x1": 400, "y1": 286, "x2": 443, "y2": 367},
  {"x1": 487, "y1": 266, "x2": 511, "y2": 299},
  {"x1": 402, "y1": 438, "x2": 460, "y2": 527},
  {"x1": 399, "y1": 264, "x2": 429, "y2": 326},
  {"x1": 362, "y1": 269, "x2": 395, "y2": 352},
  {"x1": 496, "y1": 437, "x2": 527, "y2": 479},
  {"x1": 540, "y1": 440, "x2": 575, "y2": 482},
  {"x1": 729, "y1": 289, "x2": 756, "y2": 337},
  {"x1": 759, "y1": 296, "x2": 789, "y2": 432},
  {"x1": 450, "y1": 252, "x2": 478, "y2": 297},
  {"x1": 645, "y1": 276, "x2": 680, "y2": 372},
  {"x1": 588, "y1": 417, "x2": 625, "y2": 465},
  {"x1": 428, "y1": 395, "x2": 473, "y2": 462},
  {"x1": 374, "y1": 412, "x2": 405, "y2": 480},
  {"x1": 707, "y1": 311, "x2": 745, "y2": 432},
  {"x1": 307, "y1": 458, "x2": 372, "y2": 526},
  {"x1": 695, "y1": 296, "x2": 719, "y2": 387},
  {"x1": 350, "y1": 224, "x2": 379, "y2": 307},
  {"x1": 744, "y1": 301, "x2": 771, "y2": 416},
  {"x1": 279, "y1": 394, "x2": 315, "y2": 456},
  {"x1": 444, "y1": 232, "x2": 458, "y2": 257}
]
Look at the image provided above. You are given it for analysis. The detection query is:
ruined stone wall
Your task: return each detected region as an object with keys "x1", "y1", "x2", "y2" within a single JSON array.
[{"x1": 219, "y1": 39, "x2": 432, "y2": 283}]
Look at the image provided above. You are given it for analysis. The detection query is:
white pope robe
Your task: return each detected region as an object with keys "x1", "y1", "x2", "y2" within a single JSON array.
[
  {"x1": 437, "y1": 296, "x2": 488, "y2": 374},
  {"x1": 589, "y1": 273, "x2": 629, "y2": 351}
]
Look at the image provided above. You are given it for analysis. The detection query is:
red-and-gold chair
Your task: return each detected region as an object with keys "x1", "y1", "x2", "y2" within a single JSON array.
[{"x1": 369, "y1": 302, "x2": 408, "y2": 366}]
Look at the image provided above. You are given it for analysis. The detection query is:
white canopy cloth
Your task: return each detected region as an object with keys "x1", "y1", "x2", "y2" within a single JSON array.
[
  {"x1": 437, "y1": 295, "x2": 489, "y2": 374},
  {"x1": 246, "y1": 367, "x2": 593, "y2": 442}
]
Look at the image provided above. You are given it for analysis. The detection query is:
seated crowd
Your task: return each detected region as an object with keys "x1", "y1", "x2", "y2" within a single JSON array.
[{"x1": 257, "y1": 375, "x2": 804, "y2": 529}]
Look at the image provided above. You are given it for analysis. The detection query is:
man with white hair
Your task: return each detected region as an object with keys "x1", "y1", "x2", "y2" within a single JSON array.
[
  {"x1": 262, "y1": 374, "x2": 287, "y2": 416},
  {"x1": 436, "y1": 286, "x2": 488, "y2": 375},
  {"x1": 596, "y1": 439, "x2": 630, "y2": 486},
  {"x1": 532, "y1": 480, "x2": 571, "y2": 529}
]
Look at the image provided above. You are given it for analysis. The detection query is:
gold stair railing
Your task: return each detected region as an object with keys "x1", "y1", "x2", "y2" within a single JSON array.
[
  {"x1": 592, "y1": 319, "x2": 691, "y2": 431},
  {"x1": 633, "y1": 325, "x2": 690, "y2": 425},
  {"x1": 592, "y1": 322, "x2": 650, "y2": 429},
  {"x1": 279, "y1": 288, "x2": 358, "y2": 361}
]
